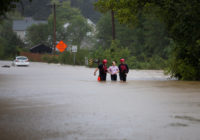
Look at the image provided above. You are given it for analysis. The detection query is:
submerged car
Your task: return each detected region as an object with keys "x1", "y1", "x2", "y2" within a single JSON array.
[{"x1": 13, "y1": 56, "x2": 30, "y2": 66}]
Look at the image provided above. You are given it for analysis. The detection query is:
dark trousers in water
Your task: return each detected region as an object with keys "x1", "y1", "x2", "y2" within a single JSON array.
[
  {"x1": 111, "y1": 74, "x2": 117, "y2": 81},
  {"x1": 100, "y1": 74, "x2": 107, "y2": 81},
  {"x1": 119, "y1": 73, "x2": 127, "y2": 81}
]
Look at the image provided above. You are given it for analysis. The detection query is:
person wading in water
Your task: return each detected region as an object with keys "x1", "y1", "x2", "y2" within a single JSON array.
[
  {"x1": 94, "y1": 59, "x2": 108, "y2": 81},
  {"x1": 118, "y1": 58, "x2": 129, "y2": 82},
  {"x1": 108, "y1": 61, "x2": 119, "y2": 81}
]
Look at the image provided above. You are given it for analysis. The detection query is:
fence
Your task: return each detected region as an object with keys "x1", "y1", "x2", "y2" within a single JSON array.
[{"x1": 20, "y1": 52, "x2": 55, "y2": 62}]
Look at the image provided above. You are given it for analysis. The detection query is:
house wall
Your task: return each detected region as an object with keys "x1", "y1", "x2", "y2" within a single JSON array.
[{"x1": 15, "y1": 31, "x2": 26, "y2": 41}]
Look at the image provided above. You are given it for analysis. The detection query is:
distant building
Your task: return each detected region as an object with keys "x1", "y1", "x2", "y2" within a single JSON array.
[
  {"x1": 80, "y1": 19, "x2": 96, "y2": 49},
  {"x1": 30, "y1": 44, "x2": 52, "y2": 54},
  {"x1": 13, "y1": 17, "x2": 47, "y2": 41}
]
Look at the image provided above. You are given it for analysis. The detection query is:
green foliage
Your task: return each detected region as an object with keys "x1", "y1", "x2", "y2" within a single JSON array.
[
  {"x1": 71, "y1": 0, "x2": 101, "y2": 23},
  {"x1": 92, "y1": 33, "x2": 168, "y2": 69},
  {"x1": 167, "y1": 41, "x2": 200, "y2": 80},
  {"x1": 15, "y1": 0, "x2": 100, "y2": 22},
  {"x1": 74, "y1": 49, "x2": 89, "y2": 65},
  {"x1": 42, "y1": 49, "x2": 89, "y2": 65},
  {"x1": 16, "y1": 0, "x2": 51, "y2": 20},
  {"x1": 102, "y1": 40, "x2": 130, "y2": 66},
  {"x1": 94, "y1": 0, "x2": 119, "y2": 12},
  {"x1": 25, "y1": 23, "x2": 50, "y2": 47},
  {"x1": 91, "y1": 40, "x2": 131, "y2": 67},
  {"x1": 0, "y1": 38, "x2": 6, "y2": 58},
  {"x1": 25, "y1": 1, "x2": 92, "y2": 49},
  {"x1": 0, "y1": 0, "x2": 31, "y2": 20},
  {"x1": 0, "y1": 19, "x2": 24, "y2": 59},
  {"x1": 157, "y1": 0, "x2": 200, "y2": 80},
  {"x1": 95, "y1": 0, "x2": 200, "y2": 80},
  {"x1": 127, "y1": 55, "x2": 167, "y2": 70},
  {"x1": 58, "y1": 52, "x2": 73, "y2": 65},
  {"x1": 8, "y1": 10, "x2": 23, "y2": 20},
  {"x1": 94, "y1": 11, "x2": 170, "y2": 69},
  {"x1": 42, "y1": 54, "x2": 59, "y2": 63},
  {"x1": 94, "y1": 0, "x2": 140, "y2": 24},
  {"x1": 65, "y1": 15, "x2": 92, "y2": 46},
  {"x1": 48, "y1": 1, "x2": 92, "y2": 48}
]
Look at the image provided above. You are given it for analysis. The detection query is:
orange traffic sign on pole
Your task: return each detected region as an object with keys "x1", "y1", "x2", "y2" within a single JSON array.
[{"x1": 56, "y1": 41, "x2": 67, "y2": 52}]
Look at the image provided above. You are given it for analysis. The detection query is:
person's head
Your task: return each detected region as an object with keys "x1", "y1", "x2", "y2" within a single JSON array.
[
  {"x1": 120, "y1": 58, "x2": 125, "y2": 64},
  {"x1": 112, "y1": 61, "x2": 116, "y2": 66},
  {"x1": 102, "y1": 59, "x2": 107, "y2": 65}
]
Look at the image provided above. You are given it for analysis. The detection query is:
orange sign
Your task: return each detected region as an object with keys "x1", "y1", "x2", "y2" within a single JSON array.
[{"x1": 56, "y1": 41, "x2": 67, "y2": 52}]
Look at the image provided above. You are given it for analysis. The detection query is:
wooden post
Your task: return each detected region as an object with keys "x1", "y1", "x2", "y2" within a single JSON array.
[{"x1": 53, "y1": 3, "x2": 56, "y2": 54}]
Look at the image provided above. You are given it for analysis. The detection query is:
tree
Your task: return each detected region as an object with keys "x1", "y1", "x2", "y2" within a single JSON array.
[
  {"x1": 25, "y1": 23, "x2": 50, "y2": 47},
  {"x1": 94, "y1": 0, "x2": 117, "y2": 40},
  {"x1": 16, "y1": 0, "x2": 50, "y2": 20},
  {"x1": 95, "y1": 11, "x2": 170, "y2": 66},
  {"x1": 0, "y1": 0, "x2": 32, "y2": 20},
  {"x1": 0, "y1": 0, "x2": 27, "y2": 59},
  {"x1": 71, "y1": 0, "x2": 101, "y2": 23},
  {"x1": 65, "y1": 15, "x2": 91, "y2": 47},
  {"x1": 95, "y1": 0, "x2": 200, "y2": 80},
  {"x1": 95, "y1": 12, "x2": 113, "y2": 48},
  {"x1": 14, "y1": 0, "x2": 101, "y2": 21},
  {"x1": 25, "y1": 1, "x2": 91, "y2": 50},
  {"x1": 0, "y1": 20, "x2": 24, "y2": 59},
  {"x1": 48, "y1": 1, "x2": 92, "y2": 48},
  {"x1": 91, "y1": 40, "x2": 131, "y2": 67}
]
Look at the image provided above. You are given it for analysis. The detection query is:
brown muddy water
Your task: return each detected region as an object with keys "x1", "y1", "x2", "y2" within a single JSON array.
[{"x1": 0, "y1": 61, "x2": 200, "y2": 140}]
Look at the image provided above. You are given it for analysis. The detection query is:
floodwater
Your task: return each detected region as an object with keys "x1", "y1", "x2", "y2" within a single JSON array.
[{"x1": 0, "y1": 61, "x2": 200, "y2": 140}]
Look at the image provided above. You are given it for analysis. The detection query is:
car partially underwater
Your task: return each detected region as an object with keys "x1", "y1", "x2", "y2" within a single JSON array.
[{"x1": 12, "y1": 56, "x2": 30, "y2": 66}]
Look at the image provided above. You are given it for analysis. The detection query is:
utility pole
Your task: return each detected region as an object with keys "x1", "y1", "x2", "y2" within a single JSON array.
[
  {"x1": 53, "y1": 3, "x2": 56, "y2": 54},
  {"x1": 47, "y1": 0, "x2": 63, "y2": 54},
  {"x1": 111, "y1": 10, "x2": 115, "y2": 40}
]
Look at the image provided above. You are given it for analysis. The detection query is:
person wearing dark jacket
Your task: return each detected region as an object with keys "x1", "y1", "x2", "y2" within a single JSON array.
[
  {"x1": 94, "y1": 59, "x2": 108, "y2": 81},
  {"x1": 118, "y1": 58, "x2": 129, "y2": 82}
]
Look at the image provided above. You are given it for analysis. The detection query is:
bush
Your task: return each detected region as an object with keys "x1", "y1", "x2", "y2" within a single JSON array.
[
  {"x1": 42, "y1": 49, "x2": 90, "y2": 65},
  {"x1": 58, "y1": 52, "x2": 73, "y2": 65},
  {"x1": 90, "y1": 40, "x2": 168, "y2": 70},
  {"x1": 167, "y1": 41, "x2": 200, "y2": 80},
  {"x1": 42, "y1": 54, "x2": 59, "y2": 63},
  {"x1": 90, "y1": 40, "x2": 131, "y2": 67}
]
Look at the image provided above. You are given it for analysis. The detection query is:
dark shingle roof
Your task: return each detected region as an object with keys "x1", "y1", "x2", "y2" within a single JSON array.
[
  {"x1": 13, "y1": 17, "x2": 47, "y2": 31},
  {"x1": 30, "y1": 44, "x2": 52, "y2": 54}
]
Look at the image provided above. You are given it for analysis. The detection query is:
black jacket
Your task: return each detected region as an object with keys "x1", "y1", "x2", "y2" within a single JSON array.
[{"x1": 118, "y1": 64, "x2": 129, "y2": 74}]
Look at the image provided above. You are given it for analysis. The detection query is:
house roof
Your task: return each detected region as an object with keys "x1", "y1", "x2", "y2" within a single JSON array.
[
  {"x1": 30, "y1": 44, "x2": 52, "y2": 54},
  {"x1": 13, "y1": 17, "x2": 47, "y2": 31}
]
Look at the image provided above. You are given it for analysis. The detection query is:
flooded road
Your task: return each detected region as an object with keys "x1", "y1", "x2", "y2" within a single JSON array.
[{"x1": 0, "y1": 61, "x2": 200, "y2": 140}]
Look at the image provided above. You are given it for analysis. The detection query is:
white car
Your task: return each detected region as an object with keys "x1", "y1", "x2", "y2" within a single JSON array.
[{"x1": 13, "y1": 56, "x2": 30, "y2": 66}]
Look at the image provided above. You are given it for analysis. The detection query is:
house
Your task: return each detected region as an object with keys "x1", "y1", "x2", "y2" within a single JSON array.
[
  {"x1": 13, "y1": 17, "x2": 47, "y2": 41},
  {"x1": 30, "y1": 44, "x2": 52, "y2": 54}
]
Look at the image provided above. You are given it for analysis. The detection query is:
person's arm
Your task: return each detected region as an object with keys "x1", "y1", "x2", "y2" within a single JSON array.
[
  {"x1": 116, "y1": 67, "x2": 119, "y2": 74},
  {"x1": 126, "y1": 64, "x2": 129, "y2": 74},
  {"x1": 118, "y1": 65, "x2": 121, "y2": 73},
  {"x1": 94, "y1": 68, "x2": 99, "y2": 76},
  {"x1": 108, "y1": 67, "x2": 112, "y2": 74},
  {"x1": 114, "y1": 66, "x2": 119, "y2": 74}
]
